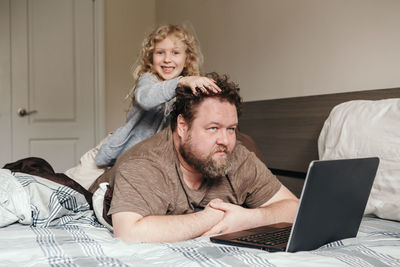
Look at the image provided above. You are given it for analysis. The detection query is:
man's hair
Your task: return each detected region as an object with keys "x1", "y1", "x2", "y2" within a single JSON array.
[{"x1": 170, "y1": 72, "x2": 242, "y2": 131}]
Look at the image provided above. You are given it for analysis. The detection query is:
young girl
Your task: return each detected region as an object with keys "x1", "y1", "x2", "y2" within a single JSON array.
[{"x1": 95, "y1": 24, "x2": 220, "y2": 166}]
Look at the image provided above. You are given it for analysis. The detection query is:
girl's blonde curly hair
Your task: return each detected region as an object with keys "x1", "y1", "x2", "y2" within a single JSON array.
[{"x1": 130, "y1": 24, "x2": 203, "y2": 105}]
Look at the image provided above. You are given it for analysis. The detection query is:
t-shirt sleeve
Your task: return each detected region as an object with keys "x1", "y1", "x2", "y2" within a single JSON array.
[
  {"x1": 233, "y1": 146, "x2": 282, "y2": 208},
  {"x1": 108, "y1": 159, "x2": 172, "y2": 217}
]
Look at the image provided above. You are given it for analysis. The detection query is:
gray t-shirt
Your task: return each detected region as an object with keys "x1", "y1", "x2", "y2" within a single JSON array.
[{"x1": 90, "y1": 127, "x2": 282, "y2": 216}]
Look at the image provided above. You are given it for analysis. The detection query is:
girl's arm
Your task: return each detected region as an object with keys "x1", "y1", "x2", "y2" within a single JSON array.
[
  {"x1": 134, "y1": 73, "x2": 179, "y2": 110},
  {"x1": 134, "y1": 73, "x2": 221, "y2": 110}
]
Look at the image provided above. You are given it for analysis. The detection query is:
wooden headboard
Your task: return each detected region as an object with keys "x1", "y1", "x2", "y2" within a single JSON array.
[{"x1": 239, "y1": 87, "x2": 400, "y2": 196}]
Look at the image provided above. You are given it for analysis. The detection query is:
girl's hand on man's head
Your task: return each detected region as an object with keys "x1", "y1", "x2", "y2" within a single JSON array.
[{"x1": 179, "y1": 76, "x2": 221, "y2": 95}]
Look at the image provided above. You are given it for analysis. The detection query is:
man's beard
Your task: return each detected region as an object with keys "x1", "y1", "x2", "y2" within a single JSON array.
[{"x1": 179, "y1": 135, "x2": 232, "y2": 179}]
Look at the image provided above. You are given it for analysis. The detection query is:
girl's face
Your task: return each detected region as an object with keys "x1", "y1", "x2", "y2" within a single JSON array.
[{"x1": 152, "y1": 35, "x2": 187, "y2": 80}]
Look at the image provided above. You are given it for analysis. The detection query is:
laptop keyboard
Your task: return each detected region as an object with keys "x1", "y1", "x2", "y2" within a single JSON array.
[{"x1": 234, "y1": 226, "x2": 292, "y2": 246}]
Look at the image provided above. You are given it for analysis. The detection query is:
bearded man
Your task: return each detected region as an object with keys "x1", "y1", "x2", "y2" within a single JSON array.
[{"x1": 89, "y1": 73, "x2": 298, "y2": 243}]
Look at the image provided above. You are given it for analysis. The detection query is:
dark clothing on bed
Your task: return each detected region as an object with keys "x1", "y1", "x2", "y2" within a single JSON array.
[
  {"x1": 3, "y1": 157, "x2": 93, "y2": 208},
  {"x1": 89, "y1": 127, "x2": 281, "y2": 218}
]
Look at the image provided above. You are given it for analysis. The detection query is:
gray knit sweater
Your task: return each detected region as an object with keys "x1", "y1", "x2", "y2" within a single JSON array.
[{"x1": 95, "y1": 73, "x2": 180, "y2": 166}]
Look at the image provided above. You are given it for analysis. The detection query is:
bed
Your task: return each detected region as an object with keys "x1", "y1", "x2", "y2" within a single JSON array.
[{"x1": 1, "y1": 87, "x2": 399, "y2": 266}]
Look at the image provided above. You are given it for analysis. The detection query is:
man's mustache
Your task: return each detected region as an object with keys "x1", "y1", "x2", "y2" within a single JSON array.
[{"x1": 213, "y1": 145, "x2": 228, "y2": 154}]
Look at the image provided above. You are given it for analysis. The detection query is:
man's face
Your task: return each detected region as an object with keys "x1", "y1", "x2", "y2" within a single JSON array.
[{"x1": 178, "y1": 97, "x2": 238, "y2": 178}]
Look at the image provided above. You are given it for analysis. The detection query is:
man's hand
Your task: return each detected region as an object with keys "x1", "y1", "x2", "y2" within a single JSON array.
[
  {"x1": 202, "y1": 199, "x2": 252, "y2": 236},
  {"x1": 203, "y1": 198, "x2": 225, "y2": 219},
  {"x1": 202, "y1": 186, "x2": 299, "y2": 237}
]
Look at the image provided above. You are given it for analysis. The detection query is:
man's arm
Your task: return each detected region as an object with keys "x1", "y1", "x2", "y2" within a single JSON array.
[
  {"x1": 112, "y1": 202, "x2": 224, "y2": 243},
  {"x1": 202, "y1": 185, "x2": 299, "y2": 236}
]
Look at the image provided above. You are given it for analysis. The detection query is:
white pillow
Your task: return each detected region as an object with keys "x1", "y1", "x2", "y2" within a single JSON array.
[
  {"x1": 318, "y1": 98, "x2": 400, "y2": 221},
  {"x1": 65, "y1": 135, "x2": 110, "y2": 190},
  {"x1": 93, "y1": 182, "x2": 113, "y2": 231}
]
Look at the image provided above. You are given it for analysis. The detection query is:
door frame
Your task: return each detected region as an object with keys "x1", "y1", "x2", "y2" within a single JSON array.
[{"x1": 94, "y1": 0, "x2": 106, "y2": 144}]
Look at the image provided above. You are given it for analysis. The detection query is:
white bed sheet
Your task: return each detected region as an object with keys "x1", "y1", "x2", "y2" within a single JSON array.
[{"x1": 0, "y1": 216, "x2": 399, "y2": 267}]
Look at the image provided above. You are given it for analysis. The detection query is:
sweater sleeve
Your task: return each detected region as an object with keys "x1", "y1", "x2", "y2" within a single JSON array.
[{"x1": 134, "y1": 73, "x2": 180, "y2": 110}]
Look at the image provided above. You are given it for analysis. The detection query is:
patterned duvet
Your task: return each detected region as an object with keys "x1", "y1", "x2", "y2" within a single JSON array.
[
  {"x1": 0, "y1": 216, "x2": 399, "y2": 266},
  {"x1": 0, "y1": 170, "x2": 399, "y2": 266}
]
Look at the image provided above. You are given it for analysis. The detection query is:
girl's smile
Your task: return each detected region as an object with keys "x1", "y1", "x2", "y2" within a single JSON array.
[{"x1": 153, "y1": 35, "x2": 187, "y2": 80}]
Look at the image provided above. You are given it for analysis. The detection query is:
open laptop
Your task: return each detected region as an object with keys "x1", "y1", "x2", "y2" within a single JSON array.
[{"x1": 210, "y1": 157, "x2": 379, "y2": 252}]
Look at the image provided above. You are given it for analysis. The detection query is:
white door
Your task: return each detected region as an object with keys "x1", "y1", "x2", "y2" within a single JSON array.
[{"x1": 10, "y1": 0, "x2": 101, "y2": 172}]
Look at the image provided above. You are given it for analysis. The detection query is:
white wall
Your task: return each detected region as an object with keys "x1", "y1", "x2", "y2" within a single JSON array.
[
  {"x1": 105, "y1": 0, "x2": 156, "y2": 133},
  {"x1": 156, "y1": 0, "x2": 400, "y2": 101}
]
